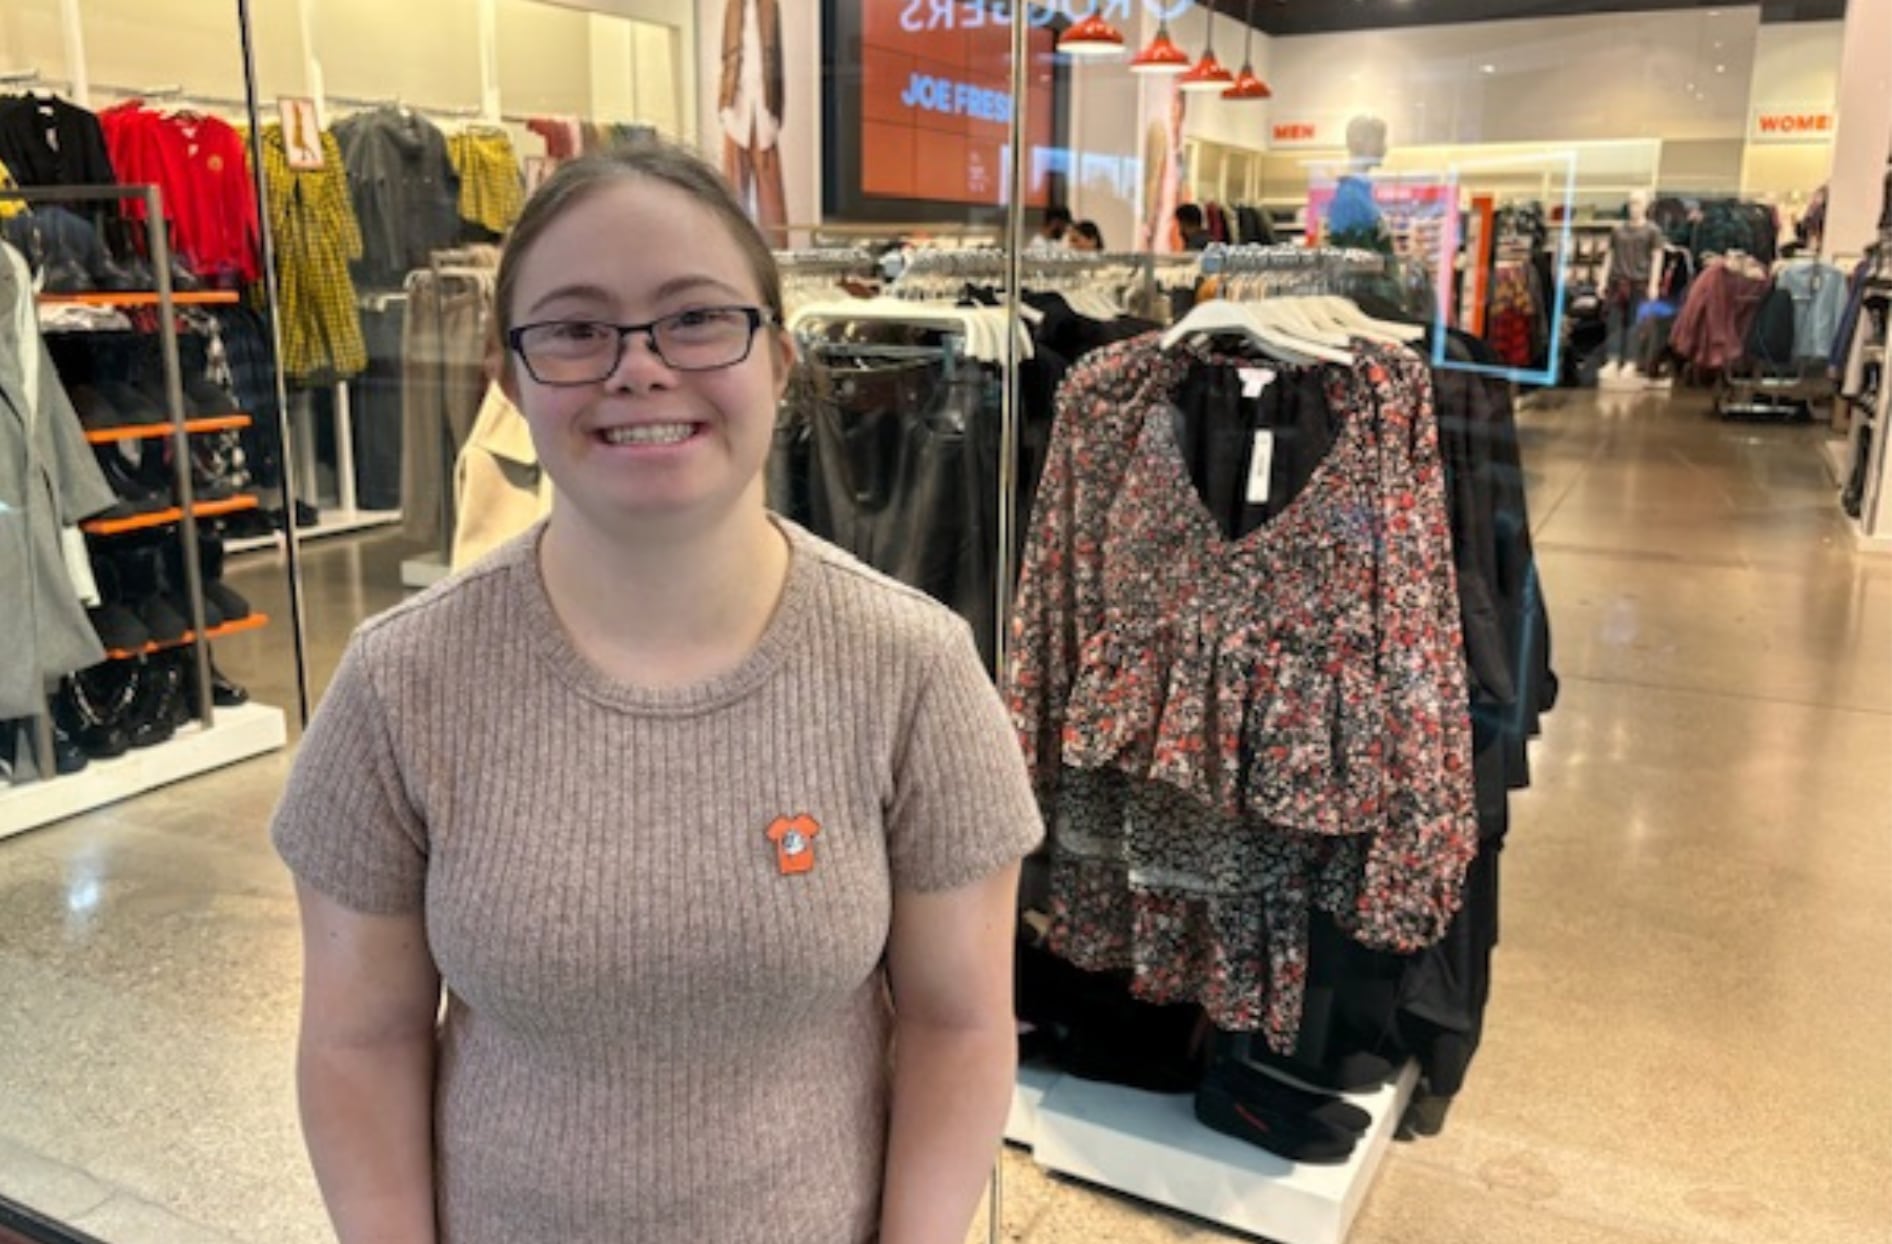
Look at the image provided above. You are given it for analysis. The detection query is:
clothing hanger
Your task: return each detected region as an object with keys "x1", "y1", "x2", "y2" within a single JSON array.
[{"x1": 1160, "y1": 299, "x2": 1348, "y2": 366}]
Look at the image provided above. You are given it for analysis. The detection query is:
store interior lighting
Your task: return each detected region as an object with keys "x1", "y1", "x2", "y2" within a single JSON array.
[
  {"x1": 1224, "y1": 0, "x2": 1272, "y2": 100},
  {"x1": 1057, "y1": 11, "x2": 1126, "y2": 58},
  {"x1": 1178, "y1": 4, "x2": 1236, "y2": 91},
  {"x1": 1129, "y1": 20, "x2": 1190, "y2": 75}
]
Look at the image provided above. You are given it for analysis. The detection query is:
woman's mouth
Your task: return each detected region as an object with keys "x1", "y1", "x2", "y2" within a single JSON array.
[{"x1": 598, "y1": 423, "x2": 700, "y2": 447}]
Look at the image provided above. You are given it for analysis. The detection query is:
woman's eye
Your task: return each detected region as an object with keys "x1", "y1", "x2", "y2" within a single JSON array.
[{"x1": 553, "y1": 322, "x2": 607, "y2": 342}]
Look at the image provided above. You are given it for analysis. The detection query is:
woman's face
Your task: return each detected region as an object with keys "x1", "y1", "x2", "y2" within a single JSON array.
[{"x1": 504, "y1": 178, "x2": 792, "y2": 532}]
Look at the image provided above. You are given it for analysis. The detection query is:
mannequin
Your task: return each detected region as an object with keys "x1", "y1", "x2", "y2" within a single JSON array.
[
  {"x1": 1327, "y1": 115, "x2": 1390, "y2": 251},
  {"x1": 1601, "y1": 190, "x2": 1664, "y2": 383}
]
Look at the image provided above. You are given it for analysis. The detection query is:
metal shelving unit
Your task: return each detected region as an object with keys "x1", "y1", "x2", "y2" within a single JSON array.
[{"x1": 1, "y1": 182, "x2": 287, "y2": 836}]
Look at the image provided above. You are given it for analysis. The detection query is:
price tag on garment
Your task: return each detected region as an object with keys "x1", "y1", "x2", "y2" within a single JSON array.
[
  {"x1": 1238, "y1": 367, "x2": 1276, "y2": 399},
  {"x1": 1246, "y1": 430, "x2": 1276, "y2": 506}
]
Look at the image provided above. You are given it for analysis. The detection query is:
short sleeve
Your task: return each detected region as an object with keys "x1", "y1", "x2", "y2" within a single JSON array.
[
  {"x1": 270, "y1": 632, "x2": 428, "y2": 914},
  {"x1": 886, "y1": 620, "x2": 1045, "y2": 893}
]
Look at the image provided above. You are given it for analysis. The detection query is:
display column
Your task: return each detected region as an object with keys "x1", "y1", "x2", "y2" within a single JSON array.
[
  {"x1": 1824, "y1": 0, "x2": 1892, "y2": 257},
  {"x1": 1825, "y1": 0, "x2": 1892, "y2": 543}
]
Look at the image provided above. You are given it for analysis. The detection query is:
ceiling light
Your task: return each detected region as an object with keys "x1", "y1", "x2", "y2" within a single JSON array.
[
  {"x1": 1715, "y1": 63, "x2": 1726, "y2": 73},
  {"x1": 1481, "y1": 63, "x2": 1496, "y2": 74},
  {"x1": 1178, "y1": 4, "x2": 1235, "y2": 92},
  {"x1": 1223, "y1": 0, "x2": 1272, "y2": 100},
  {"x1": 1058, "y1": 12, "x2": 1126, "y2": 59},
  {"x1": 1130, "y1": 20, "x2": 1190, "y2": 75}
]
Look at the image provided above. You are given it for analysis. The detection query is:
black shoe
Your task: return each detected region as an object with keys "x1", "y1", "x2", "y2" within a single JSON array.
[
  {"x1": 184, "y1": 589, "x2": 223, "y2": 631},
  {"x1": 96, "y1": 451, "x2": 171, "y2": 513},
  {"x1": 203, "y1": 580, "x2": 250, "y2": 623},
  {"x1": 69, "y1": 384, "x2": 129, "y2": 430},
  {"x1": 1193, "y1": 1079, "x2": 1358, "y2": 1166},
  {"x1": 98, "y1": 379, "x2": 166, "y2": 425},
  {"x1": 135, "y1": 594, "x2": 190, "y2": 644},
  {"x1": 43, "y1": 257, "x2": 93, "y2": 293},
  {"x1": 48, "y1": 711, "x2": 90, "y2": 775},
  {"x1": 88, "y1": 603, "x2": 151, "y2": 653},
  {"x1": 90, "y1": 253, "x2": 140, "y2": 293},
  {"x1": 210, "y1": 660, "x2": 249, "y2": 708},
  {"x1": 183, "y1": 376, "x2": 238, "y2": 415},
  {"x1": 86, "y1": 554, "x2": 153, "y2": 652},
  {"x1": 53, "y1": 672, "x2": 135, "y2": 760},
  {"x1": 185, "y1": 657, "x2": 251, "y2": 715},
  {"x1": 124, "y1": 662, "x2": 177, "y2": 749},
  {"x1": 1247, "y1": 1048, "x2": 1399, "y2": 1095},
  {"x1": 1209, "y1": 1060, "x2": 1373, "y2": 1137}
]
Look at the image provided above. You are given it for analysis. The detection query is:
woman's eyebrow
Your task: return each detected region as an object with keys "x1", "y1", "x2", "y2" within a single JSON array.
[{"x1": 525, "y1": 283, "x2": 615, "y2": 315}]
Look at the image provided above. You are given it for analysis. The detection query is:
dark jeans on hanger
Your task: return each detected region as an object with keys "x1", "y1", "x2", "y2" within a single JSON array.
[{"x1": 773, "y1": 355, "x2": 1001, "y2": 665}]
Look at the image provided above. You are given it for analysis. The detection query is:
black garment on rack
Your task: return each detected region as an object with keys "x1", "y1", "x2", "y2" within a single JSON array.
[
  {"x1": 348, "y1": 303, "x2": 405, "y2": 510},
  {"x1": 207, "y1": 305, "x2": 284, "y2": 492},
  {"x1": 332, "y1": 109, "x2": 461, "y2": 292},
  {"x1": 775, "y1": 354, "x2": 1002, "y2": 664},
  {"x1": 0, "y1": 95, "x2": 117, "y2": 210},
  {"x1": 1172, "y1": 359, "x2": 1340, "y2": 536},
  {"x1": 1282, "y1": 324, "x2": 1556, "y2": 1117}
]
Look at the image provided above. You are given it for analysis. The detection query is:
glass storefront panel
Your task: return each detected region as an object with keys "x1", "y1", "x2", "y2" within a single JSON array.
[{"x1": 3, "y1": 1, "x2": 1890, "y2": 1241}]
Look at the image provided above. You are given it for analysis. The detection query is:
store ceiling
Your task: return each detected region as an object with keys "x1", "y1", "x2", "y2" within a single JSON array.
[{"x1": 1229, "y1": 0, "x2": 1848, "y2": 36}]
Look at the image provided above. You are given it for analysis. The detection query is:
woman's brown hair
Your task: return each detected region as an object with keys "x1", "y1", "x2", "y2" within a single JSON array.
[{"x1": 493, "y1": 139, "x2": 783, "y2": 374}]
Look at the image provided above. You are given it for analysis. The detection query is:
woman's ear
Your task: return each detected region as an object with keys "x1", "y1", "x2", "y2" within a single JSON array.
[{"x1": 770, "y1": 326, "x2": 798, "y2": 399}]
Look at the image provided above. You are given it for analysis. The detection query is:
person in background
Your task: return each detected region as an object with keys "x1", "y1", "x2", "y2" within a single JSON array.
[
  {"x1": 273, "y1": 141, "x2": 1041, "y2": 1244},
  {"x1": 1176, "y1": 204, "x2": 1212, "y2": 252},
  {"x1": 1068, "y1": 220, "x2": 1104, "y2": 252},
  {"x1": 1029, "y1": 205, "x2": 1072, "y2": 253}
]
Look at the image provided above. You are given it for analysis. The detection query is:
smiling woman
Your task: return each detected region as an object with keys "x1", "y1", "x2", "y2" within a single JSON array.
[{"x1": 266, "y1": 138, "x2": 1042, "y2": 1244}]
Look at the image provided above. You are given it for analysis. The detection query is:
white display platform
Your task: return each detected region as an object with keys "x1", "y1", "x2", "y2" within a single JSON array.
[
  {"x1": 1011, "y1": 1061, "x2": 1417, "y2": 1244},
  {"x1": 226, "y1": 508, "x2": 403, "y2": 555},
  {"x1": 1005, "y1": 1062, "x2": 1064, "y2": 1146},
  {"x1": 0, "y1": 703, "x2": 289, "y2": 840},
  {"x1": 1822, "y1": 438, "x2": 1853, "y2": 488}
]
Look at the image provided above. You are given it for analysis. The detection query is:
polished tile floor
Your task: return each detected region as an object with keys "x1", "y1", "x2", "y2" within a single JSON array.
[{"x1": 2, "y1": 387, "x2": 1889, "y2": 1243}]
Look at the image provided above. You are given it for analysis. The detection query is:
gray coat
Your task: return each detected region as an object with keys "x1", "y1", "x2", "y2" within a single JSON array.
[{"x1": 1, "y1": 240, "x2": 116, "y2": 718}]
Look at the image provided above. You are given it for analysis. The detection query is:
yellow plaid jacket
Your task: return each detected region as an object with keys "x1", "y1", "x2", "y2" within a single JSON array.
[{"x1": 256, "y1": 123, "x2": 366, "y2": 382}]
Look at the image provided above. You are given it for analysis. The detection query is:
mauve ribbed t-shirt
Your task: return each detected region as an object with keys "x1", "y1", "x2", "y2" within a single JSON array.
[{"x1": 270, "y1": 518, "x2": 1044, "y2": 1244}]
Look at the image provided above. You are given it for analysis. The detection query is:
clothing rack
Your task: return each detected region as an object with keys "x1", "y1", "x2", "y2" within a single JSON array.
[
  {"x1": 1198, "y1": 243, "x2": 1388, "y2": 278},
  {"x1": 399, "y1": 251, "x2": 498, "y2": 590},
  {"x1": 324, "y1": 92, "x2": 486, "y2": 120},
  {"x1": 774, "y1": 247, "x2": 879, "y2": 273}
]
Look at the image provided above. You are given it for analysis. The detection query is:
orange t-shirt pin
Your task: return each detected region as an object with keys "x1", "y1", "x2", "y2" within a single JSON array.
[{"x1": 766, "y1": 814, "x2": 821, "y2": 876}]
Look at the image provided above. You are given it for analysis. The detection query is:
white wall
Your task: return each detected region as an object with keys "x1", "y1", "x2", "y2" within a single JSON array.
[
  {"x1": 1740, "y1": 20, "x2": 1844, "y2": 198},
  {"x1": 1263, "y1": 8, "x2": 1761, "y2": 150},
  {"x1": 0, "y1": 0, "x2": 688, "y2": 133}
]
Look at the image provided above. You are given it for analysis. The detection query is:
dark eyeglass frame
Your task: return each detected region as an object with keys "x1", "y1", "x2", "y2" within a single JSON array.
[{"x1": 505, "y1": 305, "x2": 777, "y2": 386}]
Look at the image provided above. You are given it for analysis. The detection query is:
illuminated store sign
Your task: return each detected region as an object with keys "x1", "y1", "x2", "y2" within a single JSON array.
[
  {"x1": 898, "y1": 0, "x2": 1197, "y2": 34},
  {"x1": 1750, "y1": 109, "x2": 1837, "y2": 142},
  {"x1": 900, "y1": 73, "x2": 1015, "y2": 123}
]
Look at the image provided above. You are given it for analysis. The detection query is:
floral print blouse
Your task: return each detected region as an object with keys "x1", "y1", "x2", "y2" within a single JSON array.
[{"x1": 1004, "y1": 334, "x2": 1478, "y2": 1051}]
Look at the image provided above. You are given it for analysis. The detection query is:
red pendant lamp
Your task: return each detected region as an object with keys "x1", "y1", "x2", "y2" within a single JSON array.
[
  {"x1": 1223, "y1": 0, "x2": 1272, "y2": 99},
  {"x1": 1178, "y1": 3, "x2": 1236, "y2": 92},
  {"x1": 1058, "y1": 11, "x2": 1127, "y2": 59},
  {"x1": 1130, "y1": 20, "x2": 1190, "y2": 75}
]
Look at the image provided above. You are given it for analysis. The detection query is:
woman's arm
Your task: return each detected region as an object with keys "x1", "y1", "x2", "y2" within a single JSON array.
[
  {"x1": 880, "y1": 863, "x2": 1022, "y2": 1244},
  {"x1": 294, "y1": 881, "x2": 442, "y2": 1244}
]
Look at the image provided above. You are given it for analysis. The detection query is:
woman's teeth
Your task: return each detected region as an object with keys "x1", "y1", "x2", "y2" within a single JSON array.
[{"x1": 602, "y1": 423, "x2": 694, "y2": 446}]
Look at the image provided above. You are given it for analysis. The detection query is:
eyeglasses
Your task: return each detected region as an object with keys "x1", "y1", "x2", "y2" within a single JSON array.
[{"x1": 506, "y1": 306, "x2": 776, "y2": 386}]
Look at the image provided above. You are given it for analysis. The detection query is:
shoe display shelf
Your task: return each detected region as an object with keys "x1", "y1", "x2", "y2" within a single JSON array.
[
  {"x1": 3, "y1": 181, "x2": 289, "y2": 838},
  {"x1": 1831, "y1": 250, "x2": 1892, "y2": 553},
  {"x1": 1002, "y1": 1063, "x2": 1417, "y2": 1244},
  {"x1": 37, "y1": 290, "x2": 239, "y2": 308}
]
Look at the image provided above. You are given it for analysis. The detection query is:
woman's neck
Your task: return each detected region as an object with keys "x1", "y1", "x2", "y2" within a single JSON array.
[{"x1": 537, "y1": 500, "x2": 791, "y2": 690}]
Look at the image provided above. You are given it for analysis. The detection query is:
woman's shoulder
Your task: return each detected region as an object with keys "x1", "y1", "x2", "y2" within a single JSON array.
[{"x1": 347, "y1": 527, "x2": 538, "y2": 666}]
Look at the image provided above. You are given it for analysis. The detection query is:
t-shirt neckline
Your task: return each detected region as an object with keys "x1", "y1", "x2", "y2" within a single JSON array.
[{"x1": 510, "y1": 515, "x2": 816, "y2": 716}]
